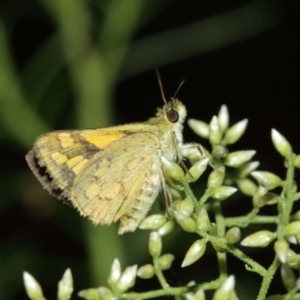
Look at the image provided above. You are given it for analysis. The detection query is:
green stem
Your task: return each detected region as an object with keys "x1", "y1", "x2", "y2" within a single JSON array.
[
  {"x1": 121, "y1": 286, "x2": 190, "y2": 299},
  {"x1": 213, "y1": 201, "x2": 228, "y2": 278},
  {"x1": 198, "y1": 189, "x2": 211, "y2": 212},
  {"x1": 280, "y1": 154, "x2": 296, "y2": 231},
  {"x1": 256, "y1": 257, "x2": 280, "y2": 300},
  {"x1": 183, "y1": 179, "x2": 199, "y2": 213},
  {"x1": 153, "y1": 257, "x2": 169, "y2": 289},
  {"x1": 200, "y1": 231, "x2": 266, "y2": 276},
  {"x1": 225, "y1": 214, "x2": 279, "y2": 227}
]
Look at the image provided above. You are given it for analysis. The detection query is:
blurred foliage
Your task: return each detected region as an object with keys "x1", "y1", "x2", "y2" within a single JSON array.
[{"x1": 0, "y1": 0, "x2": 297, "y2": 299}]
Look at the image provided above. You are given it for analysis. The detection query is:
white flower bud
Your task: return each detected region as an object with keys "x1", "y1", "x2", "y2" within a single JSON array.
[
  {"x1": 177, "y1": 197, "x2": 194, "y2": 217},
  {"x1": 174, "y1": 211, "x2": 196, "y2": 233},
  {"x1": 281, "y1": 264, "x2": 296, "y2": 292},
  {"x1": 149, "y1": 231, "x2": 162, "y2": 258},
  {"x1": 187, "y1": 158, "x2": 209, "y2": 182},
  {"x1": 161, "y1": 156, "x2": 184, "y2": 182},
  {"x1": 271, "y1": 129, "x2": 292, "y2": 158},
  {"x1": 274, "y1": 239, "x2": 289, "y2": 263},
  {"x1": 78, "y1": 288, "x2": 100, "y2": 299},
  {"x1": 196, "y1": 208, "x2": 211, "y2": 232},
  {"x1": 218, "y1": 105, "x2": 229, "y2": 133},
  {"x1": 108, "y1": 259, "x2": 121, "y2": 287},
  {"x1": 236, "y1": 178, "x2": 257, "y2": 197},
  {"x1": 284, "y1": 221, "x2": 300, "y2": 236},
  {"x1": 294, "y1": 155, "x2": 300, "y2": 168},
  {"x1": 158, "y1": 220, "x2": 175, "y2": 236},
  {"x1": 209, "y1": 116, "x2": 222, "y2": 145},
  {"x1": 23, "y1": 271, "x2": 46, "y2": 300},
  {"x1": 207, "y1": 167, "x2": 225, "y2": 188},
  {"x1": 98, "y1": 286, "x2": 114, "y2": 300},
  {"x1": 251, "y1": 171, "x2": 282, "y2": 190},
  {"x1": 57, "y1": 269, "x2": 73, "y2": 300},
  {"x1": 181, "y1": 145, "x2": 203, "y2": 165},
  {"x1": 137, "y1": 264, "x2": 155, "y2": 279},
  {"x1": 241, "y1": 230, "x2": 275, "y2": 247},
  {"x1": 224, "y1": 119, "x2": 248, "y2": 145},
  {"x1": 188, "y1": 119, "x2": 209, "y2": 138},
  {"x1": 116, "y1": 265, "x2": 137, "y2": 293},
  {"x1": 224, "y1": 150, "x2": 256, "y2": 168},
  {"x1": 210, "y1": 186, "x2": 237, "y2": 201},
  {"x1": 182, "y1": 239, "x2": 206, "y2": 267},
  {"x1": 139, "y1": 215, "x2": 167, "y2": 230},
  {"x1": 212, "y1": 275, "x2": 235, "y2": 300},
  {"x1": 225, "y1": 227, "x2": 241, "y2": 245},
  {"x1": 237, "y1": 161, "x2": 260, "y2": 178},
  {"x1": 158, "y1": 254, "x2": 175, "y2": 270}
]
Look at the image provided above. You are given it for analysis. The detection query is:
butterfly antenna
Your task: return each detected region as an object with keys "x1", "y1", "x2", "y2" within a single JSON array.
[
  {"x1": 173, "y1": 76, "x2": 185, "y2": 99},
  {"x1": 155, "y1": 69, "x2": 167, "y2": 104}
]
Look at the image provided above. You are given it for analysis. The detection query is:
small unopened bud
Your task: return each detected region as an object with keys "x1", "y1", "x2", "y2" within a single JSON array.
[
  {"x1": 271, "y1": 129, "x2": 293, "y2": 158},
  {"x1": 218, "y1": 105, "x2": 229, "y2": 133},
  {"x1": 225, "y1": 227, "x2": 241, "y2": 244},
  {"x1": 182, "y1": 239, "x2": 207, "y2": 267},
  {"x1": 210, "y1": 186, "x2": 237, "y2": 201},
  {"x1": 196, "y1": 208, "x2": 211, "y2": 232},
  {"x1": 161, "y1": 157, "x2": 184, "y2": 188},
  {"x1": 281, "y1": 264, "x2": 296, "y2": 292},
  {"x1": 252, "y1": 185, "x2": 268, "y2": 207},
  {"x1": 224, "y1": 119, "x2": 248, "y2": 145},
  {"x1": 181, "y1": 146, "x2": 203, "y2": 165},
  {"x1": 212, "y1": 275, "x2": 235, "y2": 300},
  {"x1": 158, "y1": 254, "x2": 175, "y2": 270},
  {"x1": 286, "y1": 249, "x2": 300, "y2": 269},
  {"x1": 212, "y1": 145, "x2": 228, "y2": 159},
  {"x1": 224, "y1": 150, "x2": 256, "y2": 168},
  {"x1": 185, "y1": 289, "x2": 206, "y2": 300},
  {"x1": 97, "y1": 287, "x2": 114, "y2": 300},
  {"x1": 149, "y1": 231, "x2": 162, "y2": 258},
  {"x1": 158, "y1": 220, "x2": 175, "y2": 236},
  {"x1": 188, "y1": 119, "x2": 209, "y2": 139},
  {"x1": 297, "y1": 233, "x2": 300, "y2": 246},
  {"x1": 108, "y1": 259, "x2": 121, "y2": 286},
  {"x1": 251, "y1": 171, "x2": 282, "y2": 190},
  {"x1": 237, "y1": 178, "x2": 257, "y2": 197},
  {"x1": 58, "y1": 269, "x2": 73, "y2": 300},
  {"x1": 209, "y1": 116, "x2": 222, "y2": 145},
  {"x1": 237, "y1": 161, "x2": 260, "y2": 178},
  {"x1": 78, "y1": 288, "x2": 99, "y2": 299},
  {"x1": 139, "y1": 215, "x2": 167, "y2": 230},
  {"x1": 283, "y1": 221, "x2": 300, "y2": 236},
  {"x1": 294, "y1": 155, "x2": 300, "y2": 169},
  {"x1": 254, "y1": 192, "x2": 280, "y2": 208},
  {"x1": 178, "y1": 198, "x2": 194, "y2": 216},
  {"x1": 174, "y1": 211, "x2": 196, "y2": 233},
  {"x1": 212, "y1": 237, "x2": 227, "y2": 253},
  {"x1": 187, "y1": 158, "x2": 209, "y2": 182},
  {"x1": 286, "y1": 235, "x2": 297, "y2": 245},
  {"x1": 241, "y1": 230, "x2": 275, "y2": 247},
  {"x1": 168, "y1": 186, "x2": 182, "y2": 200},
  {"x1": 116, "y1": 265, "x2": 137, "y2": 293},
  {"x1": 137, "y1": 264, "x2": 155, "y2": 279},
  {"x1": 274, "y1": 239, "x2": 289, "y2": 263},
  {"x1": 293, "y1": 210, "x2": 300, "y2": 220},
  {"x1": 23, "y1": 272, "x2": 46, "y2": 300},
  {"x1": 207, "y1": 167, "x2": 225, "y2": 188}
]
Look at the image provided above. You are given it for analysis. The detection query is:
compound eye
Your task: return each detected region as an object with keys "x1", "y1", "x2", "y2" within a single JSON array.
[{"x1": 167, "y1": 110, "x2": 179, "y2": 123}]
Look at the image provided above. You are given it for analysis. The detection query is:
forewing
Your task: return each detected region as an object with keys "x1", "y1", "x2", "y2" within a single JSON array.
[
  {"x1": 25, "y1": 129, "x2": 127, "y2": 202},
  {"x1": 70, "y1": 133, "x2": 160, "y2": 226}
]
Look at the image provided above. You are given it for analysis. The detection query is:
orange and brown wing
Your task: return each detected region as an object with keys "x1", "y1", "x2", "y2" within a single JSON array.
[
  {"x1": 25, "y1": 129, "x2": 127, "y2": 203},
  {"x1": 69, "y1": 133, "x2": 161, "y2": 230}
]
